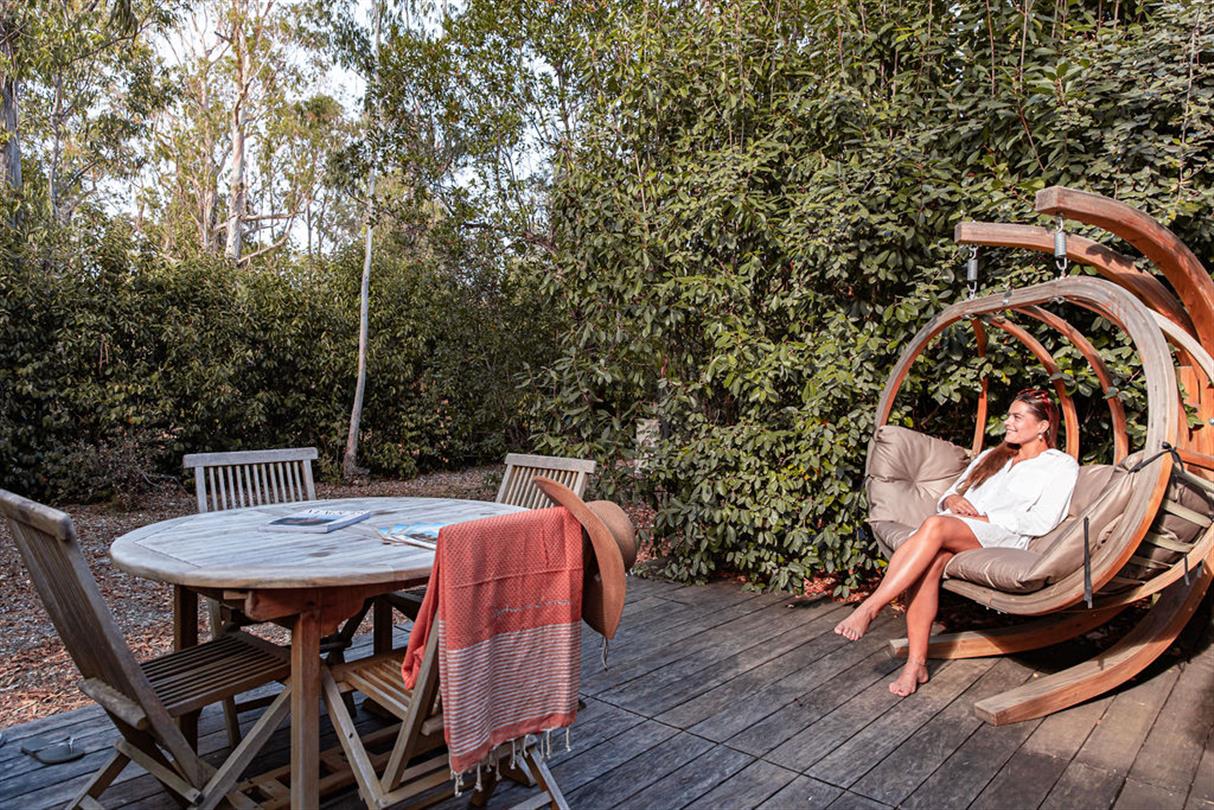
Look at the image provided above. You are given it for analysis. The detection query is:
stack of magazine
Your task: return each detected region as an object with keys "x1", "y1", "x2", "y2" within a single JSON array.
[{"x1": 377, "y1": 522, "x2": 446, "y2": 550}]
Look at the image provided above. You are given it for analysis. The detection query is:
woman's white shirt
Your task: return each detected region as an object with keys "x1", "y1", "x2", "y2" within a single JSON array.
[{"x1": 937, "y1": 448, "x2": 1079, "y2": 539}]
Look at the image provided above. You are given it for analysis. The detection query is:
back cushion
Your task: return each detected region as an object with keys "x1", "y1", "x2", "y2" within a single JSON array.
[
  {"x1": 1113, "y1": 471, "x2": 1214, "y2": 587},
  {"x1": 867, "y1": 426, "x2": 971, "y2": 527},
  {"x1": 1024, "y1": 462, "x2": 1136, "y2": 587},
  {"x1": 1067, "y1": 464, "x2": 1119, "y2": 517}
]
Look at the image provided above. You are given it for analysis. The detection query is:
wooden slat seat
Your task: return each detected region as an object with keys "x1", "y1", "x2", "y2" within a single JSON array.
[
  {"x1": 142, "y1": 633, "x2": 290, "y2": 717},
  {"x1": 331, "y1": 652, "x2": 444, "y2": 736}
]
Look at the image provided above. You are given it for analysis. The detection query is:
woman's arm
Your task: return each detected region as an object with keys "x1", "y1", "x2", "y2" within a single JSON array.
[
  {"x1": 985, "y1": 455, "x2": 1080, "y2": 537},
  {"x1": 936, "y1": 449, "x2": 988, "y2": 510}
]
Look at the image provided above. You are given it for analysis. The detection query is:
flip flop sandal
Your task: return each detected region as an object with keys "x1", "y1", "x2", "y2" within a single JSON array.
[{"x1": 21, "y1": 736, "x2": 85, "y2": 765}]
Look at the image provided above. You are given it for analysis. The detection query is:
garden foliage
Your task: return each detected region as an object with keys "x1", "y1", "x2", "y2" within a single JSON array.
[
  {"x1": 0, "y1": 217, "x2": 549, "y2": 501},
  {"x1": 527, "y1": 0, "x2": 1214, "y2": 591}
]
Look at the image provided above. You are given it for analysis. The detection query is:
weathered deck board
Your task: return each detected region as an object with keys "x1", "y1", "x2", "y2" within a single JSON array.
[
  {"x1": 1, "y1": 578, "x2": 1209, "y2": 809},
  {"x1": 684, "y1": 759, "x2": 799, "y2": 809},
  {"x1": 849, "y1": 658, "x2": 1035, "y2": 806}
]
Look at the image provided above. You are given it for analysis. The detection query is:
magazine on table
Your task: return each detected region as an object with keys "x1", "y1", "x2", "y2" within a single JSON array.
[
  {"x1": 378, "y1": 522, "x2": 447, "y2": 550},
  {"x1": 263, "y1": 508, "x2": 372, "y2": 533}
]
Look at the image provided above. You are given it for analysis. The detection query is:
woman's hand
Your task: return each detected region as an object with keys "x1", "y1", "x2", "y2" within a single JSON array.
[{"x1": 943, "y1": 494, "x2": 981, "y2": 517}]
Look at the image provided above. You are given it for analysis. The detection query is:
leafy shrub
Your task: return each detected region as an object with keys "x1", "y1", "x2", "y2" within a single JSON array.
[
  {"x1": 0, "y1": 217, "x2": 551, "y2": 500},
  {"x1": 527, "y1": 0, "x2": 1214, "y2": 591}
]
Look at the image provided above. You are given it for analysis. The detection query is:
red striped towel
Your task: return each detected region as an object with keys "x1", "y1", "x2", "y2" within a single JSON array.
[{"x1": 402, "y1": 507, "x2": 584, "y2": 774}]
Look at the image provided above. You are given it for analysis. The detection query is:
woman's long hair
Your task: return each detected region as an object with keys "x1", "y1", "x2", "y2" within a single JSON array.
[{"x1": 957, "y1": 387, "x2": 1059, "y2": 495}]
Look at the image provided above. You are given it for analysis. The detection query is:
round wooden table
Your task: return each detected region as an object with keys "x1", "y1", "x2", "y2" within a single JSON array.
[{"x1": 110, "y1": 496, "x2": 524, "y2": 809}]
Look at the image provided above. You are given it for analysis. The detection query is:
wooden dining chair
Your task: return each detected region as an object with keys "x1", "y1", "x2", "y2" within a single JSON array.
[
  {"x1": 322, "y1": 628, "x2": 569, "y2": 809},
  {"x1": 183, "y1": 447, "x2": 324, "y2": 747},
  {"x1": 495, "y1": 453, "x2": 597, "y2": 509},
  {"x1": 0, "y1": 489, "x2": 292, "y2": 810},
  {"x1": 182, "y1": 447, "x2": 318, "y2": 513},
  {"x1": 380, "y1": 453, "x2": 598, "y2": 627}
]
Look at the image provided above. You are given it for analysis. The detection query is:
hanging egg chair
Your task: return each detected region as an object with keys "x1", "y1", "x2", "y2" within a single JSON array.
[{"x1": 865, "y1": 187, "x2": 1214, "y2": 724}]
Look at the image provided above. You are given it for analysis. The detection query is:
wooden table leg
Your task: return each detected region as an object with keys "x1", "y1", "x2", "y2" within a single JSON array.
[
  {"x1": 172, "y1": 586, "x2": 200, "y2": 748},
  {"x1": 291, "y1": 609, "x2": 322, "y2": 810},
  {"x1": 173, "y1": 585, "x2": 198, "y2": 651},
  {"x1": 373, "y1": 598, "x2": 394, "y2": 654}
]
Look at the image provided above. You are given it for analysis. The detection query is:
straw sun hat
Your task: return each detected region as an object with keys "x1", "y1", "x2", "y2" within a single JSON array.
[{"x1": 533, "y1": 477, "x2": 637, "y2": 639}]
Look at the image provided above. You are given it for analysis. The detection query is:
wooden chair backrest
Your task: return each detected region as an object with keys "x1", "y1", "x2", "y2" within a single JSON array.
[
  {"x1": 183, "y1": 447, "x2": 318, "y2": 513},
  {"x1": 495, "y1": 453, "x2": 596, "y2": 509},
  {"x1": 0, "y1": 490, "x2": 184, "y2": 748}
]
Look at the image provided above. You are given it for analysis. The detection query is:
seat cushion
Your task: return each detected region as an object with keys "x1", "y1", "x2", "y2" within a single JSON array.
[
  {"x1": 869, "y1": 520, "x2": 918, "y2": 557},
  {"x1": 944, "y1": 548, "x2": 1043, "y2": 593},
  {"x1": 867, "y1": 426, "x2": 971, "y2": 529}
]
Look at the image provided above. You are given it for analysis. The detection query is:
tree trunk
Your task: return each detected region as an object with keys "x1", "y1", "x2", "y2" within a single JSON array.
[
  {"x1": 0, "y1": 12, "x2": 21, "y2": 199},
  {"x1": 48, "y1": 73, "x2": 64, "y2": 223},
  {"x1": 224, "y1": 15, "x2": 248, "y2": 262},
  {"x1": 342, "y1": 0, "x2": 382, "y2": 481},
  {"x1": 1, "y1": 73, "x2": 18, "y2": 194}
]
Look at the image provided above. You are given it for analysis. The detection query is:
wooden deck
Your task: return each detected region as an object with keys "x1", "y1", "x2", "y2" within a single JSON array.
[{"x1": 1, "y1": 577, "x2": 1211, "y2": 809}]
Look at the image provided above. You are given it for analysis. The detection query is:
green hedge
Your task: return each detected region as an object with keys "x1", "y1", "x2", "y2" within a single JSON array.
[
  {"x1": 526, "y1": 0, "x2": 1214, "y2": 592},
  {"x1": 0, "y1": 217, "x2": 551, "y2": 501}
]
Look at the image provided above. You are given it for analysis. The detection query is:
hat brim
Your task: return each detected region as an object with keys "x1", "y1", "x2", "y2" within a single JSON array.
[{"x1": 533, "y1": 476, "x2": 627, "y2": 639}]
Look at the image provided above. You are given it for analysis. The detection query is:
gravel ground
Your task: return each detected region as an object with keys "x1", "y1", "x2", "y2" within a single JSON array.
[{"x1": 0, "y1": 465, "x2": 659, "y2": 729}]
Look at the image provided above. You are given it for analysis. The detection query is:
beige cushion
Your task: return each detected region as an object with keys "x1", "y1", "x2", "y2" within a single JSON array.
[
  {"x1": 866, "y1": 426, "x2": 971, "y2": 530},
  {"x1": 1113, "y1": 470, "x2": 1214, "y2": 585},
  {"x1": 942, "y1": 548, "x2": 1043, "y2": 593},
  {"x1": 869, "y1": 520, "x2": 918, "y2": 557},
  {"x1": 944, "y1": 460, "x2": 1136, "y2": 592},
  {"x1": 866, "y1": 427, "x2": 1213, "y2": 596}
]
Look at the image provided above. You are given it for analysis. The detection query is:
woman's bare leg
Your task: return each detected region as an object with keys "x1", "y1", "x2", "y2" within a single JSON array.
[
  {"x1": 835, "y1": 516, "x2": 979, "y2": 641},
  {"x1": 889, "y1": 550, "x2": 953, "y2": 696}
]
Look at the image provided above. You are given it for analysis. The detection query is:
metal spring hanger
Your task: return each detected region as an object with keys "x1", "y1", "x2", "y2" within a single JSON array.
[
  {"x1": 1054, "y1": 215, "x2": 1069, "y2": 279},
  {"x1": 965, "y1": 246, "x2": 980, "y2": 300}
]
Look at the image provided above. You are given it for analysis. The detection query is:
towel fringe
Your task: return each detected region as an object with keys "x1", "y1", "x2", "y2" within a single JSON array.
[{"x1": 451, "y1": 727, "x2": 579, "y2": 792}]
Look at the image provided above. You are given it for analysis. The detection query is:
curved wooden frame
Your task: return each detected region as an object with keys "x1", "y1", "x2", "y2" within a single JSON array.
[
  {"x1": 1037, "y1": 187, "x2": 1214, "y2": 465},
  {"x1": 985, "y1": 315, "x2": 1081, "y2": 459},
  {"x1": 1015, "y1": 305, "x2": 1130, "y2": 462},
  {"x1": 1035, "y1": 187, "x2": 1214, "y2": 347},
  {"x1": 875, "y1": 187, "x2": 1214, "y2": 725},
  {"x1": 954, "y1": 222, "x2": 1194, "y2": 334},
  {"x1": 871, "y1": 276, "x2": 1180, "y2": 618},
  {"x1": 970, "y1": 320, "x2": 990, "y2": 456},
  {"x1": 958, "y1": 306, "x2": 1129, "y2": 462}
]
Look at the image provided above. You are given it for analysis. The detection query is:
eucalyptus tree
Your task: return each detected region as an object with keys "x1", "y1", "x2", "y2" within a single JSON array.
[
  {"x1": 0, "y1": 0, "x2": 172, "y2": 225},
  {"x1": 342, "y1": 0, "x2": 381, "y2": 481}
]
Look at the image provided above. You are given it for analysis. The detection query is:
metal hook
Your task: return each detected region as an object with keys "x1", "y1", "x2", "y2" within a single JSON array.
[
  {"x1": 1054, "y1": 215, "x2": 1069, "y2": 278},
  {"x1": 966, "y1": 246, "x2": 979, "y2": 299}
]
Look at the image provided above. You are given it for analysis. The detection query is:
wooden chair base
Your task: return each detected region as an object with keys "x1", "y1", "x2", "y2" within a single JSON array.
[
  {"x1": 887, "y1": 605, "x2": 1125, "y2": 660},
  {"x1": 975, "y1": 557, "x2": 1212, "y2": 725},
  {"x1": 70, "y1": 686, "x2": 292, "y2": 810}
]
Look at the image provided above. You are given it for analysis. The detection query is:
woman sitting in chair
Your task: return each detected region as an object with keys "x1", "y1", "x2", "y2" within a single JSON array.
[{"x1": 834, "y1": 387, "x2": 1079, "y2": 696}]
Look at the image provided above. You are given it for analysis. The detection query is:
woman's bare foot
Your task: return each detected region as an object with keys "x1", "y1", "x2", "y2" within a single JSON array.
[
  {"x1": 888, "y1": 661, "x2": 930, "y2": 697},
  {"x1": 833, "y1": 604, "x2": 877, "y2": 641}
]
